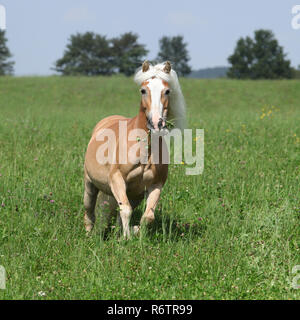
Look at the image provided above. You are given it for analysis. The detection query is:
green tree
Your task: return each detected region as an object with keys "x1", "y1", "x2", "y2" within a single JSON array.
[
  {"x1": 0, "y1": 30, "x2": 14, "y2": 75},
  {"x1": 157, "y1": 35, "x2": 191, "y2": 77},
  {"x1": 111, "y1": 32, "x2": 148, "y2": 76},
  {"x1": 227, "y1": 29, "x2": 292, "y2": 79},
  {"x1": 54, "y1": 32, "x2": 113, "y2": 76}
]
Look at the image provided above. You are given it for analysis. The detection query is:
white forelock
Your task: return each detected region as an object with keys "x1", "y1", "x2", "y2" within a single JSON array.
[{"x1": 134, "y1": 62, "x2": 186, "y2": 130}]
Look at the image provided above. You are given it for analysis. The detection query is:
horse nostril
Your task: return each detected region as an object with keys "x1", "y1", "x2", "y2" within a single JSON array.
[{"x1": 158, "y1": 118, "x2": 163, "y2": 129}]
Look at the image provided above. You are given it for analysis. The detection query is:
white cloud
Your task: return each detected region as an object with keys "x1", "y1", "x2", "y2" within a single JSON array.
[{"x1": 63, "y1": 6, "x2": 95, "y2": 23}]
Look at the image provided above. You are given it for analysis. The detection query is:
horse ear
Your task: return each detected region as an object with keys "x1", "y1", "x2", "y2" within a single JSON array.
[
  {"x1": 142, "y1": 60, "x2": 150, "y2": 72},
  {"x1": 163, "y1": 61, "x2": 172, "y2": 74}
]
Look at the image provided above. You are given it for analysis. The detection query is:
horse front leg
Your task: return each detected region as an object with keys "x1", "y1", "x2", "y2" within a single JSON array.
[
  {"x1": 109, "y1": 170, "x2": 132, "y2": 239},
  {"x1": 140, "y1": 184, "x2": 162, "y2": 226}
]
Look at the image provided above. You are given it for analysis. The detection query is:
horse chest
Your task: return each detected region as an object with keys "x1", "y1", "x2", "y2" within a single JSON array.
[{"x1": 126, "y1": 164, "x2": 155, "y2": 191}]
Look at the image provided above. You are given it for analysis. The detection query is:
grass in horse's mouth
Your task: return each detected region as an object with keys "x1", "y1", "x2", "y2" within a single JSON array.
[{"x1": 165, "y1": 119, "x2": 175, "y2": 130}]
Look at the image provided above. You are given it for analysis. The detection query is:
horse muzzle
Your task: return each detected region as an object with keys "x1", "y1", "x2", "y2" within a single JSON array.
[{"x1": 147, "y1": 117, "x2": 168, "y2": 133}]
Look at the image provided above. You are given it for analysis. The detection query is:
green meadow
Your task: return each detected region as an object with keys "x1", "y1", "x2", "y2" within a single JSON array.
[{"x1": 0, "y1": 76, "x2": 299, "y2": 299}]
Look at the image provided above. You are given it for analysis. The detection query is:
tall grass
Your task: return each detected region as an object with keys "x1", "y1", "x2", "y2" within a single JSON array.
[{"x1": 0, "y1": 76, "x2": 299, "y2": 299}]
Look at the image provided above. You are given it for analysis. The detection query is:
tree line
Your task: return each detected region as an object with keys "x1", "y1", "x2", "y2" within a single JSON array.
[
  {"x1": 0, "y1": 29, "x2": 299, "y2": 79},
  {"x1": 227, "y1": 29, "x2": 298, "y2": 79},
  {"x1": 0, "y1": 30, "x2": 14, "y2": 75},
  {"x1": 53, "y1": 32, "x2": 191, "y2": 77}
]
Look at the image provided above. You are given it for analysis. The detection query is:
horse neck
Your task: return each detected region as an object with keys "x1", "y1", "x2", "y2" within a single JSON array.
[
  {"x1": 133, "y1": 103, "x2": 148, "y2": 132},
  {"x1": 129, "y1": 104, "x2": 154, "y2": 161},
  {"x1": 132, "y1": 103, "x2": 165, "y2": 164}
]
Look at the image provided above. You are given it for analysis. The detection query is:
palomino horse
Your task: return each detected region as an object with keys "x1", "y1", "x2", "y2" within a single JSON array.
[{"x1": 83, "y1": 61, "x2": 186, "y2": 237}]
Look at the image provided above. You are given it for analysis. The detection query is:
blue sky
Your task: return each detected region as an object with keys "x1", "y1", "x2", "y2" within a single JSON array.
[{"x1": 1, "y1": 0, "x2": 300, "y2": 75}]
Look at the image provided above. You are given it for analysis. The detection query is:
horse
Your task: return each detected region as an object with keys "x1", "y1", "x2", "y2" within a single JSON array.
[{"x1": 83, "y1": 61, "x2": 186, "y2": 238}]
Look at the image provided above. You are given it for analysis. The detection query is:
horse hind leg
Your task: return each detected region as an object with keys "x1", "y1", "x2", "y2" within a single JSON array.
[
  {"x1": 129, "y1": 199, "x2": 142, "y2": 235},
  {"x1": 83, "y1": 176, "x2": 99, "y2": 233},
  {"x1": 96, "y1": 192, "x2": 118, "y2": 234}
]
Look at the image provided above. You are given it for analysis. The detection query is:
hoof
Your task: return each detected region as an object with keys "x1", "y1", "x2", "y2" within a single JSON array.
[
  {"x1": 133, "y1": 225, "x2": 140, "y2": 235},
  {"x1": 84, "y1": 223, "x2": 93, "y2": 233}
]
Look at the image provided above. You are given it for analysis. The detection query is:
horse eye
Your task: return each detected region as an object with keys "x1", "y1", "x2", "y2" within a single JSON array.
[
  {"x1": 140, "y1": 89, "x2": 146, "y2": 95},
  {"x1": 165, "y1": 89, "x2": 170, "y2": 95}
]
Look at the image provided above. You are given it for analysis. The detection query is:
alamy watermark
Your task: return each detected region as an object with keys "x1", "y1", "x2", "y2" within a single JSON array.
[
  {"x1": 291, "y1": 5, "x2": 300, "y2": 29},
  {"x1": 0, "y1": 4, "x2": 6, "y2": 30},
  {"x1": 0, "y1": 265, "x2": 5, "y2": 289},
  {"x1": 95, "y1": 123, "x2": 204, "y2": 176}
]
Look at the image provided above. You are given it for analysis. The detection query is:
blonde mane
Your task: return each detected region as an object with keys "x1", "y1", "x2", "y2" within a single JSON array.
[{"x1": 134, "y1": 62, "x2": 186, "y2": 130}]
